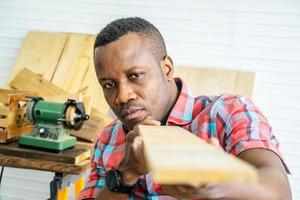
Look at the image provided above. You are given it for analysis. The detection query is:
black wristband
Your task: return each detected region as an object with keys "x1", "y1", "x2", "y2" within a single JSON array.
[{"x1": 105, "y1": 168, "x2": 137, "y2": 194}]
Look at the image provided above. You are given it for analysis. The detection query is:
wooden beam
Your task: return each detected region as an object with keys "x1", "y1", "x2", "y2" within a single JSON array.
[
  {"x1": 9, "y1": 68, "x2": 77, "y2": 103},
  {"x1": 0, "y1": 118, "x2": 8, "y2": 127},
  {"x1": 0, "y1": 104, "x2": 8, "y2": 116},
  {"x1": 138, "y1": 125, "x2": 257, "y2": 186},
  {"x1": 235, "y1": 72, "x2": 255, "y2": 98}
]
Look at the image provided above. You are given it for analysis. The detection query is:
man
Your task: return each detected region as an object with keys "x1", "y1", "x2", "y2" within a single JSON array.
[{"x1": 79, "y1": 17, "x2": 292, "y2": 200}]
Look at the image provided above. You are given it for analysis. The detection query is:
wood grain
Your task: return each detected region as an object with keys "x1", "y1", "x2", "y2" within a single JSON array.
[
  {"x1": 51, "y1": 34, "x2": 95, "y2": 93},
  {"x1": 0, "y1": 89, "x2": 34, "y2": 143},
  {"x1": 9, "y1": 68, "x2": 78, "y2": 103},
  {"x1": 7, "y1": 32, "x2": 68, "y2": 84},
  {"x1": 138, "y1": 125, "x2": 258, "y2": 186},
  {"x1": 7, "y1": 31, "x2": 109, "y2": 115}
]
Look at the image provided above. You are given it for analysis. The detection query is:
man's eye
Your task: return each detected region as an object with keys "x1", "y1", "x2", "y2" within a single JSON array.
[
  {"x1": 128, "y1": 73, "x2": 143, "y2": 80},
  {"x1": 103, "y1": 81, "x2": 115, "y2": 89}
]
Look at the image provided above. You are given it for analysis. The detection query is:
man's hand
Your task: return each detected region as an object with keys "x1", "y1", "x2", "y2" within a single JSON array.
[
  {"x1": 95, "y1": 118, "x2": 160, "y2": 200},
  {"x1": 118, "y1": 117, "x2": 161, "y2": 184}
]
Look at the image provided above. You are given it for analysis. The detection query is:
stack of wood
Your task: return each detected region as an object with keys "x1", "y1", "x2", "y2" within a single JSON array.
[
  {"x1": 7, "y1": 31, "x2": 109, "y2": 115},
  {"x1": 1, "y1": 31, "x2": 113, "y2": 143},
  {"x1": 0, "y1": 89, "x2": 34, "y2": 143}
]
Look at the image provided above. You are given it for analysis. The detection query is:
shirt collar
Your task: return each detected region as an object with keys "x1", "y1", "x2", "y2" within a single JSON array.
[{"x1": 166, "y1": 78, "x2": 195, "y2": 126}]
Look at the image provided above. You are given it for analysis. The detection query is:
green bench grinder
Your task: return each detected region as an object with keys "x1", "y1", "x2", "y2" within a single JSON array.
[{"x1": 19, "y1": 97, "x2": 89, "y2": 151}]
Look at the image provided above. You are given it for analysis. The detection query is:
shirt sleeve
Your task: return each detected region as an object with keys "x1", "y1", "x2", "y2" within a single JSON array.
[
  {"x1": 78, "y1": 137, "x2": 106, "y2": 200},
  {"x1": 214, "y1": 95, "x2": 289, "y2": 172}
]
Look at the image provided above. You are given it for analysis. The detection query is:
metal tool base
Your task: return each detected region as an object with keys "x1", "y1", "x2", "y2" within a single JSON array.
[{"x1": 19, "y1": 135, "x2": 76, "y2": 151}]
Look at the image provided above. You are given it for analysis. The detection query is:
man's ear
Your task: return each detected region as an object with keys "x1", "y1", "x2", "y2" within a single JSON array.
[{"x1": 161, "y1": 55, "x2": 174, "y2": 81}]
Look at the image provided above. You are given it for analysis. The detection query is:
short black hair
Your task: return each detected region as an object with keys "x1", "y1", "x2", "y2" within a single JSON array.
[{"x1": 94, "y1": 17, "x2": 167, "y2": 63}]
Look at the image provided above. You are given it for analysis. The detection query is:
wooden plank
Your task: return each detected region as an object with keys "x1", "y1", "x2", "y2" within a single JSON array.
[
  {"x1": 7, "y1": 31, "x2": 104, "y2": 115},
  {"x1": 0, "y1": 89, "x2": 34, "y2": 142},
  {"x1": 0, "y1": 89, "x2": 11, "y2": 103},
  {"x1": 0, "y1": 96, "x2": 8, "y2": 104},
  {"x1": 0, "y1": 154, "x2": 90, "y2": 175},
  {"x1": 138, "y1": 125, "x2": 257, "y2": 185},
  {"x1": 78, "y1": 51, "x2": 109, "y2": 114},
  {"x1": 9, "y1": 68, "x2": 77, "y2": 103},
  {"x1": 7, "y1": 32, "x2": 68, "y2": 84},
  {"x1": 0, "y1": 105, "x2": 8, "y2": 116},
  {"x1": 78, "y1": 63, "x2": 94, "y2": 115},
  {"x1": 92, "y1": 79, "x2": 109, "y2": 114},
  {"x1": 0, "y1": 141, "x2": 90, "y2": 164},
  {"x1": 51, "y1": 34, "x2": 95, "y2": 93},
  {"x1": 0, "y1": 130, "x2": 8, "y2": 143},
  {"x1": 0, "y1": 118, "x2": 8, "y2": 127},
  {"x1": 235, "y1": 72, "x2": 255, "y2": 98},
  {"x1": 0, "y1": 89, "x2": 26, "y2": 104},
  {"x1": 5, "y1": 125, "x2": 33, "y2": 140},
  {"x1": 174, "y1": 67, "x2": 255, "y2": 98},
  {"x1": 76, "y1": 140, "x2": 94, "y2": 152}
]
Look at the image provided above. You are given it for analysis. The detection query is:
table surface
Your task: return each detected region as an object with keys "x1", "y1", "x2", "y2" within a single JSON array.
[{"x1": 0, "y1": 141, "x2": 92, "y2": 175}]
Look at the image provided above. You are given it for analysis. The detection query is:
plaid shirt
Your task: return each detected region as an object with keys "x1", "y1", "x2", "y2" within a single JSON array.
[{"x1": 79, "y1": 78, "x2": 286, "y2": 200}]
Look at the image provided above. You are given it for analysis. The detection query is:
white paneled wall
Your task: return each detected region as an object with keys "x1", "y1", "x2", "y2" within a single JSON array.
[{"x1": 0, "y1": 0, "x2": 299, "y2": 199}]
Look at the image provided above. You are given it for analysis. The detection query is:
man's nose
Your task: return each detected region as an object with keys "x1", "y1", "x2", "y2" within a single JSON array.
[{"x1": 115, "y1": 82, "x2": 136, "y2": 105}]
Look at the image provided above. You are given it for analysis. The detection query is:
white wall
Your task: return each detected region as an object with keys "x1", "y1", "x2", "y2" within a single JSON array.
[{"x1": 0, "y1": 0, "x2": 300, "y2": 199}]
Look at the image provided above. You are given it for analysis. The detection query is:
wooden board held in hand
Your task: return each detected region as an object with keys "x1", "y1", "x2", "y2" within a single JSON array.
[{"x1": 138, "y1": 125, "x2": 258, "y2": 186}]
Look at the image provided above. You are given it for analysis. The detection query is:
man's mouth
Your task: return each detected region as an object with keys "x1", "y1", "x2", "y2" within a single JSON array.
[{"x1": 121, "y1": 108, "x2": 145, "y2": 121}]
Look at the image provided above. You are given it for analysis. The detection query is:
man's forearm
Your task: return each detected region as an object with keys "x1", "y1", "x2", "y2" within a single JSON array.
[
  {"x1": 248, "y1": 166, "x2": 292, "y2": 200},
  {"x1": 236, "y1": 149, "x2": 292, "y2": 200},
  {"x1": 222, "y1": 166, "x2": 292, "y2": 200}
]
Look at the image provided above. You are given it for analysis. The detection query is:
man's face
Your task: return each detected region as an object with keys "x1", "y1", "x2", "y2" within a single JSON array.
[{"x1": 94, "y1": 33, "x2": 174, "y2": 130}]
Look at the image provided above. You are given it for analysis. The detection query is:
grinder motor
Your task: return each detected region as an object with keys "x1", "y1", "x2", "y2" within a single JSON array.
[{"x1": 19, "y1": 97, "x2": 89, "y2": 151}]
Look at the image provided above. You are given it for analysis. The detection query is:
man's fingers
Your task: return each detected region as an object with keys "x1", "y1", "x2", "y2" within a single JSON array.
[
  {"x1": 132, "y1": 136, "x2": 143, "y2": 151},
  {"x1": 127, "y1": 116, "x2": 160, "y2": 144},
  {"x1": 126, "y1": 116, "x2": 159, "y2": 146}
]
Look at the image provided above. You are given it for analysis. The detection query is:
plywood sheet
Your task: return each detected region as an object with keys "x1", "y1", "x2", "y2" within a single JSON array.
[
  {"x1": 7, "y1": 32, "x2": 68, "y2": 84},
  {"x1": 7, "y1": 31, "x2": 116, "y2": 115},
  {"x1": 174, "y1": 67, "x2": 255, "y2": 98},
  {"x1": 138, "y1": 125, "x2": 257, "y2": 185},
  {"x1": 51, "y1": 34, "x2": 95, "y2": 93}
]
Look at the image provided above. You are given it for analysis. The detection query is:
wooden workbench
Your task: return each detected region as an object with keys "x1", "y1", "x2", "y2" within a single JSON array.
[
  {"x1": 0, "y1": 141, "x2": 92, "y2": 175},
  {"x1": 0, "y1": 141, "x2": 93, "y2": 200}
]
